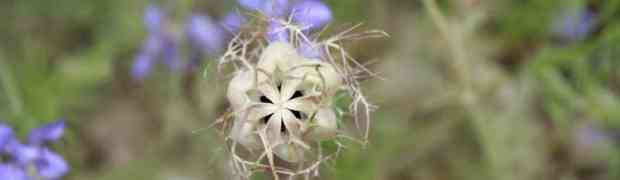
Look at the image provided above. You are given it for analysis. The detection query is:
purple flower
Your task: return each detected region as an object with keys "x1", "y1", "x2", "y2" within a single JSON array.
[
  {"x1": 35, "y1": 148, "x2": 69, "y2": 179},
  {"x1": 553, "y1": 8, "x2": 596, "y2": 41},
  {"x1": 238, "y1": 0, "x2": 289, "y2": 17},
  {"x1": 220, "y1": 12, "x2": 246, "y2": 33},
  {"x1": 290, "y1": 0, "x2": 332, "y2": 31},
  {"x1": 239, "y1": 0, "x2": 332, "y2": 31},
  {"x1": 4, "y1": 140, "x2": 38, "y2": 165},
  {"x1": 0, "y1": 124, "x2": 15, "y2": 147},
  {"x1": 27, "y1": 120, "x2": 65, "y2": 146},
  {"x1": 267, "y1": 21, "x2": 289, "y2": 42},
  {"x1": 131, "y1": 53, "x2": 155, "y2": 80},
  {"x1": 298, "y1": 41, "x2": 323, "y2": 59},
  {"x1": 144, "y1": 4, "x2": 166, "y2": 33},
  {"x1": 131, "y1": 4, "x2": 182, "y2": 80},
  {"x1": 185, "y1": 15, "x2": 226, "y2": 54},
  {"x1": 0, "y1": 120, "x2": 69, "y2": 179},
  {"x1": 0, "y1": 164, "x2": 27, "y2": 180}
]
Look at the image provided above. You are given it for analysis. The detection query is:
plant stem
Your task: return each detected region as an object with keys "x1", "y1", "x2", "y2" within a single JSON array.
[
  {"x1": 0, "y1": 55, "x2": 24, "y2": 117},
  {"x1": 422, "y1": 0, "x2": 475, "y2": 106}
]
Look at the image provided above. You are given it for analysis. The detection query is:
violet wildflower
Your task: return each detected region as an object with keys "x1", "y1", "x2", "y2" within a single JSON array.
[
  {"x1": 238, "y1": 0, "x2": 290, "y2": 17},
  {"x1": 297, "y1": 40, "x2": 323, "y2": 59},
  {"x1": 220, "y1": 12, "x2": 246, "y2": 33},
  {"x1": 553, "y1": 7, "x2": 596, "y2": 42},
  {"x1": 0, "y1": 120, "x2": 69, "y2": 180},
  {"x1": 239, "y1": 0, "x2": 332, "y2": 58},
  {"x1": 290, "y1": 0, "x2": 332, "y2": 31},
  {"x1": 131, "y1": 4, "x2": 181, "y2": 80},
  {"x1": 266, "y1": 21, "x2": 290, "y2": 42},
  {"x1": 185, "y1": 15, "x2": 227, "y2": 55}
]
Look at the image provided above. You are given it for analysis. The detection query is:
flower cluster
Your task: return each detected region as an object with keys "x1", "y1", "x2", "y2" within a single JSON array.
[
  {"x1": 131, "y1": 4, "x2": 244, "y2": 80},
  {"x1": 131, "y1": 0, "x2": 333, "y2": 80},
  {"x1": 0, "y1": 120, "x2": 69, "y2": 180},
  {"x1": 243, "y1": 0, "x2": 332, "y2": 58}
]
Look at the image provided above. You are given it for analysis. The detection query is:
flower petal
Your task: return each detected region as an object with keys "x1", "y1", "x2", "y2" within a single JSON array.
[
  {"x1": 245, "y1": 104, "x2": 279, "y2": 122},
  {"x1": 280, "y1": 78, "x2": 302, "y2": 101},
  {"x1": 0, "y1": 164, "x2": 28, "y2": 180},
  {"x1": 35, "y1": 148, "x2": 69, "y2": 179},
  {"x1": 291, "y1": 0, "x2": 332, "y2": 31},
  {"x1": 0, "y1": 123, "x2": 15, "y2": 149},
  {"x1": 297, "y1": 41, "x2": 323, "y2": 59},
  {"x1": 131, "y1": 53, "x2": 155, "y2": 80},
  {"x1": 220, "y1": 11, "x2": 246, "y2": 33},
  {"x1": 285, "y1": 98, "x2": 317, "y2": 113},
  {"x1": 28, "y1": 120, "x2": 65, "y2": 146},
  {"x1": 238, "y1": 0, "x2": 266, "y2": 11},
  {"x1": 257, "y1": 83, "x2": 281, "y2": 104},
  {"x1": 279, "y1": 110, "x2": 302, "y2": 136},
  {"x1": 186, "y1": 15, "x2": 226, "y2": 54},
  {"x1": 144, "y1": 4, "x2": 166, "y2": 33},
  {"x1": 553, "y1": 8, "x2": 596, "y2": 42},
  {"x1": 266, "y1": 21, "x2": 289, "y2": 43},
  {"x1": 4, "y1": 140, "x2": 38, "y2": 165}
]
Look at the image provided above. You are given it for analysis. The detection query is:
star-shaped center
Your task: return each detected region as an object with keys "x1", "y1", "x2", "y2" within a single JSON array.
[{"x1": 246, "y1": 70, "x2": 318, "y2": 136}]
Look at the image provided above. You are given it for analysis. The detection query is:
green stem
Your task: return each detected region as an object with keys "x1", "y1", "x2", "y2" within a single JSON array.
[
  {"x1": 0, "y1": 55, "x2": 24, "y2": 117},
  {"x1": 422, "y1": 0, "x2": 475, "y2": 106}
]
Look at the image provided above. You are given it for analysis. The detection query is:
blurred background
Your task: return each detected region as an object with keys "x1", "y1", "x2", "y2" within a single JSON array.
[{"x1": 2, "y1": 0, "x2": 620, "y2": 179}]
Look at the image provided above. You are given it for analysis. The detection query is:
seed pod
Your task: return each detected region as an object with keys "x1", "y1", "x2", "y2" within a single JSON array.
[
  {"x1": 305, "y1": 107, "x2": 338, "y2": 141},
  {"x1": 227, "y1": 42, "x2": 342, "y2": 162}
]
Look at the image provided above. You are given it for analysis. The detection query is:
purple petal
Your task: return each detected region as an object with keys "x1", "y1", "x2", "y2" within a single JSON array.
[
  {"x1": 298, "y1": 41, "x2": 323, "y2": 59},
  {"x1": 238, "y1": 0, "x2": 289, "y2": 17},
  {"x1": 35, "y1": 148, "x2": 69, "y2": 179},
  {"x1": 144, "y1": 4, "x2": 166, "y2": 32},
  {"x1": 291, "y1": 0, "x2": 332, "y2": 31},
  {"x1": 142, "y1": 35, "x2": 165, "y2": 56},
  {"x1": 0, "y1": 123, "x2": 15, "y2": 149},
  {"x1": 262, "y1": 0, "x2": 290, "y2": 17},
  {"x1": 220, "y1": 12, "x2": 246, "y2": 33},
  {"x1": 4, "y1": 140, "x2": 38, "y2": 165},
  {"x1": 266, "y1": 21, "x2": 289, "y2": 42},
  {"x1": 553, "y1": 8, "x2": 596, "y2": 41},
  {"x1": 131, "y1": 53, "x2": 155, "y2": 80},
  {"x1": 238, "y1": 0, "x2": 265, "y2": 11},
  {"x1": 186, "y1": 15, "x2": 226, "y2": 54},
  {"x1": 27, "y1": 120, "x2": 65, "y2": 146},
  {"x1": 161, "y1": 36, "x2": 182, "y2": 72},
  {"x1": 0, "y1": 164, "x2": 28, "y2": 180}
]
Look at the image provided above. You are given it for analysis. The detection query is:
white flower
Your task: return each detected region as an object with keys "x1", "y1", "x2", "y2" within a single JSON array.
[{"x1": 227, "y1": 42, "x2": 341, "y2": 162}]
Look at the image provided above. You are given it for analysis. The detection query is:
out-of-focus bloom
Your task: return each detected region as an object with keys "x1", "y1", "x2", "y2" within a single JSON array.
[
  {"x1": 220, "y1": 12, "x2": 246, "y2": 33},
  {"x1": 0, "y1": 164, "x2": 27, "y2": 180},
  {"x1": 290, "y1": 0, "x2": 332, "y2": 31},
  {"x1": 144, "y1": 4, "x2": 166, "y2": 33},
  {"x1": 553, "y1": 7, "x2": 596, "y2": 42},
  {"x1": 238, "y1": 0, "x2": 289, "y2": 17},
  {"x1": 241, "y1": 0, "x2": 332, "y2": 58},
  {"x1": 297, "y1": 40, "x2": 323, "y2": 59},
  {"x1": 266, "y1": 21, "x2": 290, "y2": 42},
  {"x1": 0, "y1": 120, "x2": 69, "y2": 180},
  {"x1": 131, "y1": 4, "x2": 181, "y2": 80},
  {"x1": 186, "y1": 15, "x2": 226, "y2": 55}
]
